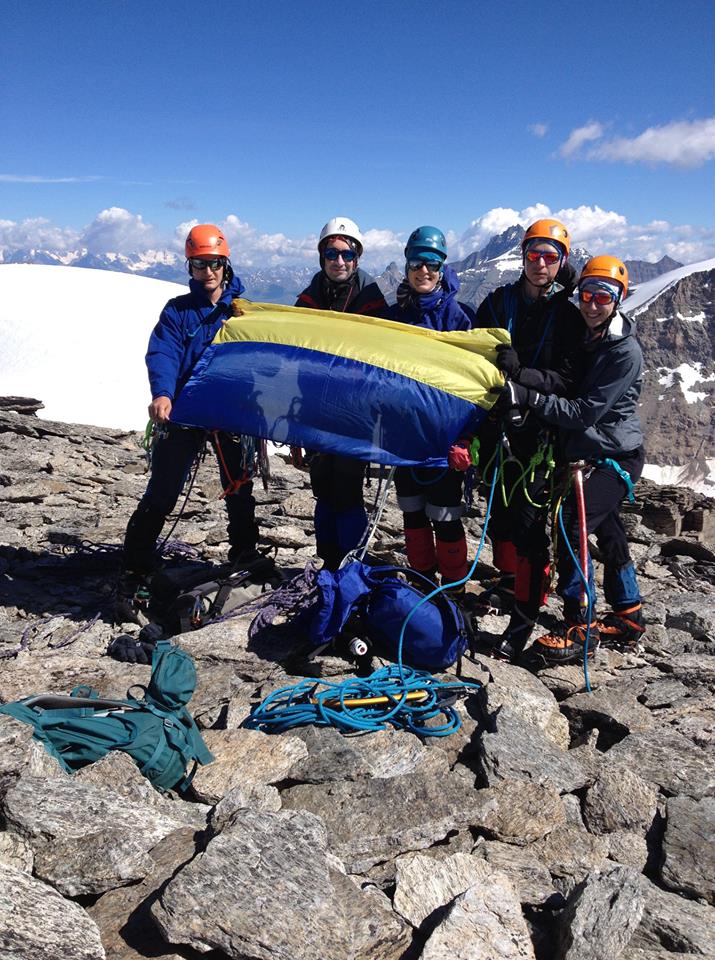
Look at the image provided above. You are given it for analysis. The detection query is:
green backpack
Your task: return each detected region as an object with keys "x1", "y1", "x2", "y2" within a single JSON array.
[{"x1": 0, "y1": 641, "x2": 214, "y2": 792}]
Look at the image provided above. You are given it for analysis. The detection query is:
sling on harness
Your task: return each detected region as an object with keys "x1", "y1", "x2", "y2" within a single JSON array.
[{"x1": 598, "y1": 457, "x2": 637, "y2": 502}]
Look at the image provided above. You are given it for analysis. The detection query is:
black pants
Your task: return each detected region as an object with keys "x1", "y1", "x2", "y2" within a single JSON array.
[
  {"x1": 124, "y1": 425, "x2": 257, "y2": 571},
  {"x1": 309, "y1": 453, "x2": 367, "y2": 568}
]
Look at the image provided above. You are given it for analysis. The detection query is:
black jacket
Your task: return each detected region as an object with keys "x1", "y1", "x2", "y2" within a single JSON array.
[
  {"x1": 474, "y1": 272, "x2": 585, "y2": 396},
  {"x1": 296, "y1": 267, "x2": 389, "y2": 317}
]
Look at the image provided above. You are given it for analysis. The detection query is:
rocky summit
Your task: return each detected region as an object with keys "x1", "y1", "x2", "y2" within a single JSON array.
[{"x1": 0, "y1": 398, "x2": 714, "y2": 960}]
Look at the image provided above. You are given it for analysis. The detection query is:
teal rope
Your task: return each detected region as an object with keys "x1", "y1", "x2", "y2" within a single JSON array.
[{"x1": 243, "y1": 666, "x2": 475, "y2": 736}]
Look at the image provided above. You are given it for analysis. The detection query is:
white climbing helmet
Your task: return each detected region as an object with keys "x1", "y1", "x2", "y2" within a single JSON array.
[{"x1": 318, "y1": 216, "x2": 364, "y2": 257}]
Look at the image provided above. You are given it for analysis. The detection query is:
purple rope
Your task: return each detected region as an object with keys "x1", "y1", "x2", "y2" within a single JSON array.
[{"x1": 244, "y1": 561, "x2": 321, "y2": 639}]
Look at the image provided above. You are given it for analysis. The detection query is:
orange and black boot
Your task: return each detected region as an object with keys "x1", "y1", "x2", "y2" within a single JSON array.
[
  {"x1": 532, "y1": 619, "x2": 600, "y2": 664},
  {"x1": 599, "y1": 603, "x2": 646, "y2": 649}
]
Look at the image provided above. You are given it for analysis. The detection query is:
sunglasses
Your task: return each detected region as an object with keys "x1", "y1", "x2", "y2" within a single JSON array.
[
  {"x1": 189, "y1": 257, "x2": 225, "y2": 271},
  {"x1": 525, "y1": 249, "x2": 561, "y2": 265},
  {"x1": 579, "y1": 288, "x2": 617, "y2": 305},
  {"x1": 407, "y1": 259, "x2": 442, "y2": 273},
  {"x1": 324, "y1": 247, "x2": 358, "y2": 262}
]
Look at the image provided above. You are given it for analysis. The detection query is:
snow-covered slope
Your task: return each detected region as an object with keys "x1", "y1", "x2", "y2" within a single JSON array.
[
  {"x1": 626, "y1": 256, "x2": 715, "y2": 315},
  {"x1": 0, "y1": 264, "x2": 184, "y2": 429}
]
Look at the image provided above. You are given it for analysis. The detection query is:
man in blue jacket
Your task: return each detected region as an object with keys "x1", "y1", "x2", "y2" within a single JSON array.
[{"x1": 120, "y1": 224, "x2": 259, "y2": 605}]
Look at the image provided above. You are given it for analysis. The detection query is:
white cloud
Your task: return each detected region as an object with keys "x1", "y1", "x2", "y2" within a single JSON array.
[
  {"x1": 589, "y1": 117, "x2": 715, "y2": 168},
  {"x1": 454, "y1": 203, "x2": 715, "y2": 263},
  {"x1": 558, "y1": 117, "x2": 715, "y2": 168},
  {"x1": 1, "y1": 205, "x2": 714, "y2": 270},
  {"x1": 558, "y1": 121, "x2": 605, "y2": 159},
  {"x1": 80, "y1": 207, "x2": 157, "y2": 254},
  {"x1": 220, "y1": 215, "x2": 316, "y2": 268},
  {"x1": 0, "y1": 174, "x2": 101, "y2": 183},
  {"x1": 528, "y1": 122, "x2": 548, "y2": 139},
  {"x1": 0, "y1": 216, "x2": 77, "y2": 252}
]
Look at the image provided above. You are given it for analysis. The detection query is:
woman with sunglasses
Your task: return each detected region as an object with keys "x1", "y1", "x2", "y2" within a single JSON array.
[
  {"x1": 388, "y1": 226, "x2": 476, "y2": 596},
  {"x1": 294, "y1": 217, "x2": 389, "y2": 570},
  {"x1": 473, "y1": 218, "x2": 584, "y2": 660},
  {"x1": 119, "y1": 224, "x2": 262, "y2": 628},
  {"x1": 499, "y1": 256, "x2": 645, "y2": 663}
]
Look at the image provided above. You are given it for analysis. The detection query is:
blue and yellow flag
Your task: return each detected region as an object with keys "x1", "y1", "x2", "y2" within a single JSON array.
[{"x1": 171, "y1": 300, "x2": 507, "y2": 467}]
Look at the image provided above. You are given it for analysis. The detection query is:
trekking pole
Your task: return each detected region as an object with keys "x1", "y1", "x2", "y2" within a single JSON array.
[{"x1": 570, "y1": 461, "x2": 589, "y2": 609}]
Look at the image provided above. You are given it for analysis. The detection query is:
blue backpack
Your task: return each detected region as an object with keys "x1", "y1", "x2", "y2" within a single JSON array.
[
  {"x1": 307, "y1": 562, "x2": 469, "y2": 671},
  {"x1": 0, "y1": 641, "x2": 213, "y2": 792}
]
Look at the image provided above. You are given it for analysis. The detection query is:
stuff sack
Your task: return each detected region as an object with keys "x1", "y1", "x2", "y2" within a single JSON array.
[
  {"x1": 0, "y1": 640, "x2": 213, "y2": 792},
  {"x1": 309, "y1": 562, "x2": 469, "y2": 671}
]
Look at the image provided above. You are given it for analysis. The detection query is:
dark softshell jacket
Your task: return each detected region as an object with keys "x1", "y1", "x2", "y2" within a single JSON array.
[
  {"x1": 474, "y1": 273, "x2": 584, "y2": 396},
  {"x1": 296, "y1": 268, "x2": 389, "y2": 317},
  {"x1": 531, "y1": 310, "x2": 644, "y2": 461}
]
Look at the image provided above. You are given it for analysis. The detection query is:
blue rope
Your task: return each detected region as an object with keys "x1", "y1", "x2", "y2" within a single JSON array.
[
  {"x1": 409, "y1": 466, "x2": 449, "y2": 485},
  {"x1": 243, "y1": 450, "x2": 502, "y2": 739},
  {"x1": 243, "y1": 666, "x2": 475, "y2": 737}
]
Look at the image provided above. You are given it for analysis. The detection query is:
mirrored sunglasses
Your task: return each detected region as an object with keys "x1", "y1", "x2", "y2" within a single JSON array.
[
  {"x1": 324, "y1": 247, "x2": 358, "y2": 262},
  {"x1": 407, "y1": 259, "x2": 442, "y2": 273},
  {"x1": 189, "y1": 257, "x2": 225, "y2": 271},
  {"x1": 579, "y1": 288, "x2": 617, "y2": 305},
  {"x1": 525, "y1": 249, "x2": 561, "y2": 265}
]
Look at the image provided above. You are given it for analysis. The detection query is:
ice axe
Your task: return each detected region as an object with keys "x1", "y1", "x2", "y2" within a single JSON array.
[{"x1": 570, "y1": 460, "x2": 590, "y2": 609}]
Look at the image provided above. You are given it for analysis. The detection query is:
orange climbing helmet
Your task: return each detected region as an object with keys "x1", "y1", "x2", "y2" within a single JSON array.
[
  {"x1": 184, "y1": 224, "x2": 230, "y2": 259},
  {"x1": 522, "y1": 218, "x2": 570, "y2": 258},
  {"x1": 579, "y1": 255, "x2": 629, "y2": 299}
]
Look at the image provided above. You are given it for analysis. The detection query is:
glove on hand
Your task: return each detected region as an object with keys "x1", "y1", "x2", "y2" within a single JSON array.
[
  {"x1": 495, "y1": 344, "x2": 521, "y2": 379},
  {"x1": 489, "y1": 381, "x2": 538, "y2": 412},
  {"x1": 107, "y1": 634, "x2": 156, "y2": 665},
  {"x1": 448, "y1": 442, "x2": 472, "y2": 471}
]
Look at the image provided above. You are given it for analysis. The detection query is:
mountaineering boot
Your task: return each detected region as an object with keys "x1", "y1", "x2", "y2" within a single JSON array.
[
  {"x1": 228, "y1": 546, "x2": 278, "y2": 583},
  {"x1": 472, "y1": 573, "x2": 515, "y2": 616},
  {"x1": 598, "y1": 603, "x2": 646, "y2": 649},
  {"x1": 113, "y1": 569, "x2": 153, "y2": 626},
  {"x1": 490, "y1": 603, "x2": 535, "y2": 664},
  {"x1": 532, "y1": 620, "x2": 600, "y2": 664}
]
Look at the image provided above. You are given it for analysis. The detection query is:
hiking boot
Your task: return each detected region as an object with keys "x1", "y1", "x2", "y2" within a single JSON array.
[
  {"x1": 228, "y1": 547, "x2": 276, "y2": 580},
  {"x1": 113, "y1": 570, "x2": 152, "y2": 626},
  {"x1": 532, "y1": 621, "x2": 599, "y2": 664},
  {"x1": 473, "y1": 575, "x2": 515, "y2": 616},
  {"x1": 489, "y1": 604, "x2": 535, "y2": 665},
  {"x1": 598, "y1": 603, "x2": 646, "y2": 649}
]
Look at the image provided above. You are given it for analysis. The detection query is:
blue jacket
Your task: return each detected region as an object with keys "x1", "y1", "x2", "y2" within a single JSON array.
[
  {"x1": 388, "y1": 265, "x2": 474, "y2": 331},
  {"x1": 146, "y1": 274, "x2": 246, "y2": 401}
]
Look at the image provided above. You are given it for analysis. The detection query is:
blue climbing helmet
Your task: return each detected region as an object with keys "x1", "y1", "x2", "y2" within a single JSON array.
[{"x1": 404, "y1": 226, "x2": 448, "y2": 264}]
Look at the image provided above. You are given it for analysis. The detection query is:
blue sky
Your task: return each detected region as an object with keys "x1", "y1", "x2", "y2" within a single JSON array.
[{"x1": 2, "y1": 0, "x2": 714, "y2": 267}]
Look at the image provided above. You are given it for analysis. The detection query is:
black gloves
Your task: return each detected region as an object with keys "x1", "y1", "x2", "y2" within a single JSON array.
[
  {"x1": 489, "y1": 380, "x2": 543, "y2": 427},
  {"x1": 107, "y1": 634, "x2": 156, "y2": 665},
  {"x1": 495, "y1": 344, "x2": 521, "y2": 379},
  {"x1": 489, "y1": 381, "x2": 541, "y2": 415}
]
